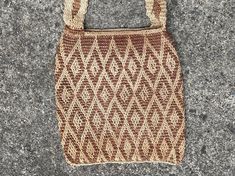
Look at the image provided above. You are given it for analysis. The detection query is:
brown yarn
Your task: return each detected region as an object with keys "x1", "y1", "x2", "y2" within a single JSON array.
[
  {"x1": 55, "y1": 0, "x2": 186, "y2": 166},
  {"x1": 72, "y1": 0, "x2": 80, "y2": 18}
]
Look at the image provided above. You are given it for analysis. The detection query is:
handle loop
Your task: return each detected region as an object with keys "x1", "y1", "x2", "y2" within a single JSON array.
[
  {"x1": 63, "y1": 0, "x2": 89, "y2": 29},
  {"x1": 145, "y1": 0, "x2": 166, "y2": 29},
  {"x1": 63, "y1": 0, "x2": 166, "y2": 30}
]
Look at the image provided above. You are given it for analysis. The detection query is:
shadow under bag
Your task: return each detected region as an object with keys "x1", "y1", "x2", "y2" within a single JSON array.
[{"x1": 55, "y1": 0, "x2": 186, "y2": 166}]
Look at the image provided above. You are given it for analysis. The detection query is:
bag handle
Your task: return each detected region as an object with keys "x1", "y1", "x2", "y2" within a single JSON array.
[{"x1": 63, "y1": 0, "x2": 166, "y2": 30}]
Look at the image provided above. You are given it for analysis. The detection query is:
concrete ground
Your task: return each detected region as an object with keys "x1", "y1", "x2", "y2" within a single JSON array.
[{"x1": 0, "y1": 0, "x2": 234, "y2": 175}]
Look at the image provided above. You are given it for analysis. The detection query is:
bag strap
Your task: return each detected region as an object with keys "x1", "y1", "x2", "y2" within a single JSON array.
[
  {"x1": 63, "y1": 0, "x2": 89, "y2": 29},
  {"x1": 64, "y1": 0, "x2": 166, "y2": 30},
  {"x1": 146, "y1": 0, "x2": 166, "y2": 29}
]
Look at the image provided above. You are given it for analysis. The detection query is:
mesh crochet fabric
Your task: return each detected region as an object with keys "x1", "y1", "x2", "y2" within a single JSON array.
[{"x1": 55, "y1": 0, "x2": 186, "y2": 166}]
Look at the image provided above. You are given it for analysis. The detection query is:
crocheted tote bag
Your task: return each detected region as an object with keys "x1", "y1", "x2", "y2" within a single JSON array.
[{"x1": 55, "y1": 0, "x2": 186, "y2": 166}]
